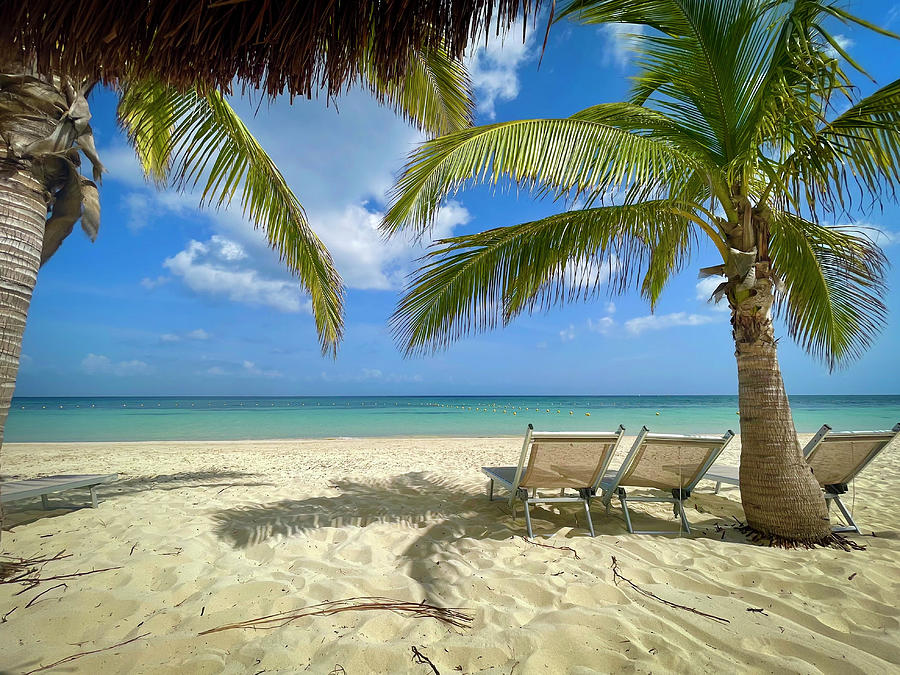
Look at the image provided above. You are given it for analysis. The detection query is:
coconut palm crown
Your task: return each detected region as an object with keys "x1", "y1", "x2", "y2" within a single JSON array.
[{"x1": 381, "y1": 0, "x2": 898, "y2": 543}]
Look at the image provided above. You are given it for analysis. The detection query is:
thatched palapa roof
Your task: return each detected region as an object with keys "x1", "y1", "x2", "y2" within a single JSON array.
[{"x1": 1, "y1": 1, "x2": 537, "y2": 97}]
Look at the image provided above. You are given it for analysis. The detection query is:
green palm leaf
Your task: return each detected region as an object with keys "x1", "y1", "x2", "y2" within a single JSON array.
[
  {"x1": 362, "y1": 43, "x2": 474, "y2": 136},
  {"x1": 118, "y1": 81, "x2": 343, "y2": 356},
  {"x1": 382, "y1": 117, "x2": 699, "y2": 236},
  {"x1": 769, "y1": 211, "x2": 888, "y2": 369},
  {"x1": 392, "y1": 202, "x2": 693, "y2": 354}
]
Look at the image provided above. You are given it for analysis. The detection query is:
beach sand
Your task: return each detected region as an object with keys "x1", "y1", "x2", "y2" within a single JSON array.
[{"x1": 2, "y1": 435, "x2": 898, "y2": 673}]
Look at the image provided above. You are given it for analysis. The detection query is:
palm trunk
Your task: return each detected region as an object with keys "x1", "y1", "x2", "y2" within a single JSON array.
[
  {"x1": 0, "y1": 159, "x2": 48, "y2": 534},
  {"x1": 0, "y1": 65, "x2": 74, "y2": 536},
  {"x1": 732, "y1": 262, "x2": 831, "y2": 542}
]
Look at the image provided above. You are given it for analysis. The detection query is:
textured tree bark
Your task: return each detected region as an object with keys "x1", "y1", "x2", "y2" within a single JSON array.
[
  {"x1": 732, "y1": 262, "x2": 832, "y2": 542},
  {"x1": 0, "y1": 66, "x2": 66, "y2": 535}
]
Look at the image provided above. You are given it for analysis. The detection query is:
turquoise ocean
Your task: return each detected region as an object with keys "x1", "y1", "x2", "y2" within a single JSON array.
[{"x1": 5, "y1": 395, "x2": 899, "y2": 443}]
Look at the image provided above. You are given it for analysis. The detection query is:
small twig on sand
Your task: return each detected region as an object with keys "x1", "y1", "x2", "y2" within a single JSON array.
[
  {"x1": 25, "y1": 583, "x2": 67, "y2": 608},
  {"x1": 611, "y1": 557, "x2": 730, "y2": 624},
  {"x1": 411, "y1": 646, "x2": 440, "y2": 674},
  {"x1": 1, "y1": 550, "x2": 71, "y2": 583},
  {"x1": 199, "y1": 597, "x2": 473, "y2": 635},
  {"x1": 521, "y1": 537, "x2": 580, "y2": 559},
  {"x1": 12, "y1": 567, "x2": 122, "y2": 595},
  {"x1": 328, "y1": 666, "x2": 346, "y2": 675},
  {"x1": 2, "y1": 606, "x2": 17, "y2": 622},
  {"x1": 23, "y1": 633, "x2": 150, "y2": 674},
  {"x1": 746, "y1": 607, "x2": 768, "y2": 616},
  {"x1": 848, "y1": 572, "x2": 857, "y2": 581}
]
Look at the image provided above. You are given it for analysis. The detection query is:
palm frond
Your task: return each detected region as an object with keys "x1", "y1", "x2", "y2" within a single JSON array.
[
  {"x1": 392, "y1": 202, "x2": 693, "y2": 354},
  {"x1": 382, "y1": 117, "x2": 699, "y2": 236},
  {"x1": 117, "y1": 80, "x2": 343, "y2": 356},
  {"x1": 769, "y1": 210, "x2": 888, "y2": 369},
  {"x1": 775, "y1": 78, "x2": 900, "y2": 215},
  {"x1": 363, "y1": 43, "x2": 474, "y2": 136}
]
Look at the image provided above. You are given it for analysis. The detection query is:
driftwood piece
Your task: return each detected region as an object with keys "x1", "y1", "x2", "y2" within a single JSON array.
[
  {"x1": 611, "y1": 556, "x2": 730, "y2": 624},
  {"x1": 199, "y1": 596, "x2": 473, "y2": 635},
  {"x1": 521, "y1": 537, "x2": 580, "y2": 559},
  {"x1": 25, "y1": 583, "x2": 67, "y2": 608},
  {"x1": 411, "y1": 646, "x2": 440, "y2": 674},
  {"x1": 23, "y1": 633, "x2": 150, "y2": 674}
]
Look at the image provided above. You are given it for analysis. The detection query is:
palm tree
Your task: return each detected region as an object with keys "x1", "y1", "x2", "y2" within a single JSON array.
[
  {"x1": 0, "y1": 48, "x2": 472, "y2": 528},
  {"x1": 381, "y1": 0, "x2": 898, "y2": 544}
]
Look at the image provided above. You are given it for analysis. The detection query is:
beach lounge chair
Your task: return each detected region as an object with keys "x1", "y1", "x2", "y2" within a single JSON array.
[
  {"x1": 705, "y1": 423, "x2": 900, "y2": 533},
  {"x1": 0, "y1": 474, "x2": 118, "y2": 509},
  {"x1": 599, "y1": 427, "x2": 735, "y2": 535},
  {"x1": 482, "y1": 424, "x2": 626, "y2": 537}
]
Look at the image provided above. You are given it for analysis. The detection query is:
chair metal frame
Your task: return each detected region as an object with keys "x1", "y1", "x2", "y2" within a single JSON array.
[
  {"x1": 600, "y1": 427, "x2": 735, "y2": 535},
  {"x1": 483, "y1": 424, "x2": 626, "y2": 537}
]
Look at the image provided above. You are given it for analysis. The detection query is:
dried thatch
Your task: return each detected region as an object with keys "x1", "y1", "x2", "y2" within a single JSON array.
[{"x1": 0, "y1": 1, "x2": 538, "y2": 97}]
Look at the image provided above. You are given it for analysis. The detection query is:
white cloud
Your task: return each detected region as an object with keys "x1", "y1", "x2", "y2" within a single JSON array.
[
  {"x1": 161, "y1": 328, "x2": 210, "y2": 343},
  {"x1": 314, "y1": 200, "x2": 471, "y2": 290},
  {"x1": 205, "y1": 366, "x2": 226, "y2": 376},
  {"x1": 124, "y1": 193, "x2": 151, "y2": 232},
  {"x1": 695, "y1": 275, "x2": 730, "y2": 313},
  {"x1": 243, "y1": 360, "x2": 283, "y2": 378},
  {"x1": 210, "y1": 235, "x2": 247, "y2": 261},
  {"x1": 587, "y1": 316, "x2": 615, "y2": 335},
  {"x1": 624, "y1": 312, "x2": 721, "y2": 336},
  {"x1": 466, "y1": 18, "x2": 536, "y2": 119},
  {"x1": 559, "y1": 324, "x2": 576, "y2": 342},
  {"x1": 840, "y1": 223, "x2": 899, "y2": 248},
  {"x1": 81, "y1": 353, "x2": 152, "y2": 376},
  {"x1": 141, "y1": 275, "x2": 170, "y2": 289},
  {"x1": 825, "y1": 34, "x2": 854, "y2": 59},
  {"x1": 600, "y1": 23, "x2": 644, "y2": 69},
  {"x1": 605, "y1": 301, "x2": 616, "y2": 315},
  {"x1": 163, "y1": 238, "x2": 310, "y2": 313}
]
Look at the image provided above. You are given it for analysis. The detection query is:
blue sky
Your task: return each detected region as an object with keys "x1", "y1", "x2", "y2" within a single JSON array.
[{"x1": 15, "y1": 2, "x2": 900, "y2": 397}]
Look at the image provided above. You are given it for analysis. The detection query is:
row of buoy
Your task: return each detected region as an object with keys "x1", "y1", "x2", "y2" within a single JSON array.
[{"x1": 20, "y1": 401, "x2": 672, "y2": 417}]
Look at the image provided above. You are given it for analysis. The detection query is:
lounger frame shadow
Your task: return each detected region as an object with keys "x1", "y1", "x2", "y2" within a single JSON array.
[
  {"x1": 0, "y1": 474, "x2": 118, "y2": 509},
  {"x1": 600, "y1": 428, "x2": 735, "y2": 535},
  {"x1": 482, "y1": 424, "x2": 627, "y2": 538},
  {"x1": 705, "y1": 423, "x2": 900, "y2": 534}
]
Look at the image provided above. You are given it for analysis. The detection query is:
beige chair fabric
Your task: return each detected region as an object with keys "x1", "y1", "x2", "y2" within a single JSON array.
[
  {"x1": 807, "y1": 432, "x2": 897, "y2": 486},
  {"x1": 519, "y1": 437, "x2": 622, "y2": 490},
  {"x1": 482, "y1": 425, "x2": 627, "y2": 537},
  {"x1": 600, "y1": 428, "x2": 735, "y2": 535}
]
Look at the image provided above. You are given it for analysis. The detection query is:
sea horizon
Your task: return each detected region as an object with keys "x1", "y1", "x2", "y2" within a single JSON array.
[{"x1": 6, "y1": 394, "x2": 899, "y2": 443}]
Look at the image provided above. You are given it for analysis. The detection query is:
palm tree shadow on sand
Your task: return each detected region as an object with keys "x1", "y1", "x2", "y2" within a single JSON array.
[{"x1": 209, "y1": 472, "x2": 748, "y2": 596}]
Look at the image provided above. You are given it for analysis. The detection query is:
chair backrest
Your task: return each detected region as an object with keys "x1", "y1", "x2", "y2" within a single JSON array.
[
  {"x1": 612, "y1": 427, "x2": 735, "y2": 491},
  {"x1": 511, "y1": 425, "x2": 626, "y2": 492},
  {"x1": 804, "y1": 423, "x2": 900, "y2": 486}
]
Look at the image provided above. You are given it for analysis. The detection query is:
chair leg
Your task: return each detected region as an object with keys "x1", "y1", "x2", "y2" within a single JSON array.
[
  {"x1": 90, "y1": 486, "x2": 99, "y2": 509},
  {"x1": 41, "y1": 494, "x2": 49, "y2": 510},
  {"x1": 523, "y1": 500, "x2": 534, "y2": 538},
  {"x1": 488, "y1": 479, "x2": 494, "y2": 501},
  {"x1": 676, "y1": 500, "x2": 691, "y2": 534},
  {"x1": 582, "y1": 498, "x2": 595, "y2": 537},
  {"x1": 714, "y1": 481, "x2": 721, "y2": 494},
  {"x1": 830, "y1": 495, "x2": 860, "y2": 534},
  {"x1": 619, "y1": 493, "x2": 635, "y2": 533}
]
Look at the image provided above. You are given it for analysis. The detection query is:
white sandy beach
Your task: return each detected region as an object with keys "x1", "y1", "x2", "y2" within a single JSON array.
[{"x1": 2, "y1": 434, "x2": 899, "y2": 673}]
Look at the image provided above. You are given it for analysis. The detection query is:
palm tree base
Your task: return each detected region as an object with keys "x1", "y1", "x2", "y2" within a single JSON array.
[{"x1": 734, "y1": 521, "x2": 865, "y2": 551}]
